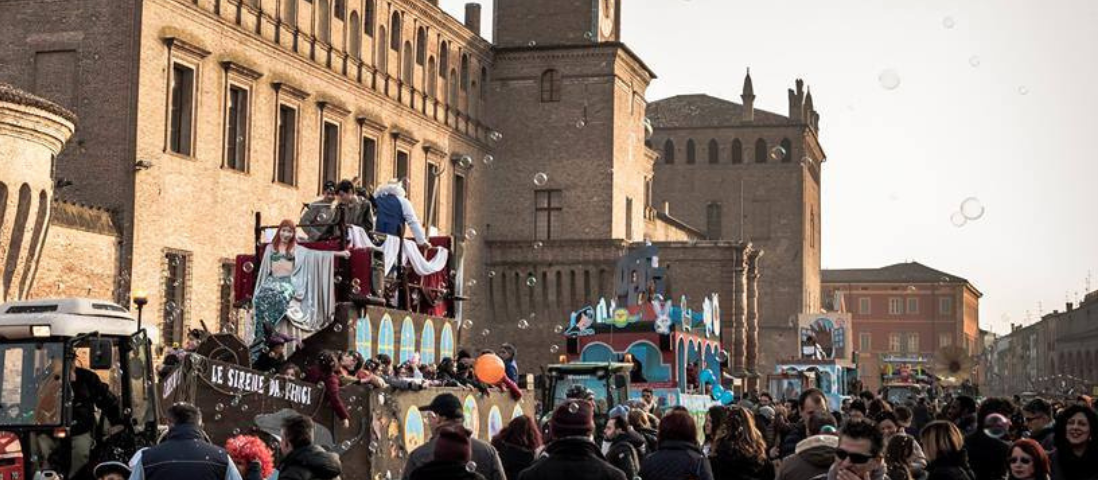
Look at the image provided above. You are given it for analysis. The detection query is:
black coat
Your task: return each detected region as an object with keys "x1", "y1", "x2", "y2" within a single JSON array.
[
  {"x1": 710, "y1": 443, "x2": 774, "y2": 480},
  {"x1": 277, "y1": 445, "x2": 342, "y2": 480},
  {"x1": 494, "y1": 442, "x2": 536, "y2": 480},
  {"x1": 605, "y1": 434, "x2": 641, "y2": 479},
  {"x1": 636, "y1": 427, "x2": 658, "y2": 458},
  {"x1": 963, "y1": 431, "x2": 1009, "y2": 480},
  {"x1": 926, "y1": 451, "x2": 976, "y2": 480},
  {"x1": 137, "y1": 424, "x2": 233, "y2": 480},
  {"x1": 779, "y1": 420, "x2": 806, "y2": 459},
  {"x1": 408, "y1": 460, "x2": 487, "y2": 480},
  {"x1": 516, "y1": 437, "x2": 628, "y2": 480},
  {"x1": 1049, "y1": 447, "x2": 1098, "y2": 480},
  {"x1": 638, "y1": 440, "x2": 714, "y2": 480},
  {"x1": 72, "y1": 368, "x2": 122, "y2": 436}
]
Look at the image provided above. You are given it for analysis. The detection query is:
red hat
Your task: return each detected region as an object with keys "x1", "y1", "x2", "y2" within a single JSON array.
[
  {"x1": 433, "y1": 426, "x2": 472, "y2": 463},
  {"x1": 549, "y1": 400, "x2": 595, "y2": 439}
]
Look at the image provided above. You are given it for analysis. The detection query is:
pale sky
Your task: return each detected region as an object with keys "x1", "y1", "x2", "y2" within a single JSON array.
[{"x1": 442, "y1": 0, "x2": 1098, "y2": 334}]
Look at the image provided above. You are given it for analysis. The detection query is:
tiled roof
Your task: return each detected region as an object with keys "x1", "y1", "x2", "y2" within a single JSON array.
[
  {"x1": 822, "y1": 261, "x2": 970, "y2": 285},
  {"x1": 647, "y1": 94, "x2": 791, "y2": 129},
  {"x1": 0, "y1": 82, "x2": 77, "y2": 123}
]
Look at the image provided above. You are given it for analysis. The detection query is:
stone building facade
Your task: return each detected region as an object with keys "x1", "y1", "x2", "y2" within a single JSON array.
[
  {"x1": 821, "y1": 262, "x2": 983, "y2": 392},
  {"x1": 0, "y1": 83, "x2": 75, "y2": 302},
  {"x1": 647, "y1": 73, "x2": 825, "y2": 377},
  {"x1": 0, "y1": 0, "x2": 777, "y2": 372}
]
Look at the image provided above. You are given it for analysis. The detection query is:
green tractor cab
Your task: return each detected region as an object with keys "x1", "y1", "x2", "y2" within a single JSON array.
[{"x1": 537, "y1": 362, "x2": 632, "y2": 432}]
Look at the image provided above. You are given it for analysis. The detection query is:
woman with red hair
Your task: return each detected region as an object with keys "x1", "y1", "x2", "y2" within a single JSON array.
[
  {"x1": 226, "y1": 435, "x2": 275, "y2": 480},
  {"x1": 1008, "y1": 438, "x2": 1050, "y2": 480},
  {"x1": 252, "y1": 219, "x2": 348, "y2": 359},
  {"x1": 491, "y1": 415, "x2": 543, "y2": 480}
]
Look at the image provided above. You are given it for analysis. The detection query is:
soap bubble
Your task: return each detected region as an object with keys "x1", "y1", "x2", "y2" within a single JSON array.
[
  {"x1": 482, "y1": 154, "x2": 495, "y2": 165},
  {"x1": 526, "y1": 276, "x2": 538, "y2": 287},
  {"x1": 468, "y1": 279, "x2": 478, "y2": 288},
  {"x1": 943, "y1": 16, "x2": 956, "y2": 29},
  {"x1": 533, "y1": 172, "x2": 548, "y2": 186},
  {"x1": 334, "y1": 323, "x2": 343, "y2": 332},
  {"x1": 533, "y1": 241, "x2": 543, "y2": 250},
  {"x1": 215, "y1": 403, "x2": 225, "y2": 412},
  {"x1": 567, "y1": 402, "x2": 579, "y2": 413},
  {"x1": 466, "y1": 462, "x2": 478, "y2": 473},
  {"x1": 490, "y1": 131, "x2": 503, "y2": 141},
  {"x1": 517, "y1": 319, "x2": 529, "y2": 329},
  {"x1": 549, "y1": 344, "x2": 560, "y2": 353},
  {"x1": 717, "y1": 350, "x2": 730, "y2": 363},
  {"x1": 457, "y1": 155, "x2": 474, "y2": 169},
  {"x1": 481, "y1": 329, "x2": 491, "y2": 337},
  {"x1": 341, "y1": 441, "x2": 352, "y2": 450},
  {"x1": 878, "y1": 69, "x2": 901, "y2": 90},
  {"x1": 466, "y1": 228, "x2": 477, "y2": 239},
  {"x1": 968, "y1": 56, "x2": 981, "y2": 67},
  {"x1": 960, "y1": 197, "x2": 985, "y2": 220},
  {"x1": 554, "y1": 325, "x2": 564, "y2": 334},
  {"x1": 769, "y1": 146, "x2": 786, "y2": 161},
  {"x1": 527, "y1": 41, "x2": 537, "y2": 47},
  {"x1": 463, "y1": 319, "x2": 474, "y2": 330},
  {"x1": 488, "y1": 271, "x2": 496, "y2": 278},
  {"x1": 1018, "y1": 86, "x2": 1029, "y2": 95},
  {"x1": 950, "y1": 212, "x2": 967, "y2": 228},
  {"x1": 575, "y1": 119, "x2": 587, "y2": 129}
]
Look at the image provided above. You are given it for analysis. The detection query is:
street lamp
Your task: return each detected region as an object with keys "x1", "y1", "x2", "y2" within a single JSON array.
[{"x1": 133, "y1": 290, "x2": 148, "y2": 331}]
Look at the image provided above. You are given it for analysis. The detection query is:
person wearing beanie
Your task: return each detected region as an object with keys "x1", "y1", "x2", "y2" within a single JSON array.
[
  {"x1": 402, "y1": 394, "x2": 505, "y2": 480},
  {"x1": 517, "y1": 400, "x2": 628, "y2": 480},
  {"x1": 409, "y1": 426, "x2": 486, "y2": 480}
]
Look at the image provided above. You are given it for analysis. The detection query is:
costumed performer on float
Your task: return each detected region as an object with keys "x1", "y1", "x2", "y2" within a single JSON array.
[
  {"x1": 252, "y1": 219, "x2": 349, "y2": 359},
  {"x1": 374, "y1": 178, "x2": 430, "y2": 247}
]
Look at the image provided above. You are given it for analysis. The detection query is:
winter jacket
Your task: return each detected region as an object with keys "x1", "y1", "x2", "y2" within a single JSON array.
[
  {"x1": 403, "y1": 428, "x2": 506, "y2": 480},
  {"x1": 517, "y1": 437, "x2": 628, "y2": 480},
  {"x1": 1030, "y1": 424, "x2": 1056, "y2": 453},
  {"x1": 408, "y1": 460, "x2": 487, "y2": 480},
  {"x1": 776, "y1": 434, "x2": 838, "y2": 480},
  {"x1": 131, "y1": 424, "x2": 241, "y2": 480},
  {"x1": 888, "y1": 433, "x2": 928, "y2": 476},
  {"x1": 277, "y1": 445, "x2": 342, "y2": 480},
  {"x1": 494, "y1": 441, "x2": 536, "y2": 480},
  {"x1": 304, "y1": 366, "x2": 349, "y2": 421},
  {"x1": 779, "y1": 420, "x2": 807, "y2": 459},
  {"x1": 72, "y1": 368, "x2": 122, "y2": 436},
  {"x1": 710, "y1": 441, "x2": 775, "y2": 480},
  {"x1": 605, "y1": 433, "x2": 641, "y2": 479},
  {"x1": 638, "y1": 440, "x2": 714, "y2": 480},
  {"x1": 925, "y1": 450, "x2": 976, "y2": 480},
  {"x1": 963, "y1": 430, "x2": 1009, "y2": 480},
  {"x1": 635, "y1": 427, "x2": 659, "y2": 458},
  {"x1": 1049, "y1": 447, "x2": 1098, "y2": 480}
]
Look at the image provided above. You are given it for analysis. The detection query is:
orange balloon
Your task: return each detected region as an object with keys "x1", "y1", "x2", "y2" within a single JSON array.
[{"x1": 475, "y1": 353, "x2": 505, "y2": 385}]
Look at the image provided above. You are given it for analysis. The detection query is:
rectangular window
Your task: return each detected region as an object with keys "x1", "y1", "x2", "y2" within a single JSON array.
[
  {"x1": 535, "y1": 190, "x2": 563, "y2": 240},
  {"x1": 625, "y1": 197, "x2": 633, "y2": 240},
  {"x1": 939, "y1": 333, "x2": 952, "y2": 348},
  {"x1": 225, "y1": 85, "x2": 249, "y2": 171},
  {"x1": 360, "y1": 137, "x2": 377, "y2": 190},
  {"x1": 425, "y1": 163, "x2": 440, "y2": 229},
  {"x1": 162, "y1": 251, "x2": 189, "y2": 346},
  {"x1": 859, "y1": 332, "x2": 871, "y2": 351},
  {"x1": 907, "y1": 333, "x2": 920, "y2": 353},
  {"x1": 644, "y1": 177, "x2": 653, "y2": 209},
  {"x1": 218, "y1": 262, "x2": 234, "y2": 330},
  {"x1": 888, "y1": 333, "x2": 901, "y2": 353},
  {"x1": 939, "y1": 297, "x2": 953, "y2": 315},
  {"x1": 396, "y1": 150, "x2": 409, "y2": 182},
  {"x1": 889, "y1": 297, "x2": 903, "y2": 315},
  {"x1": 452, "y1": 173, "x2": 466, "y2": 237},
  {"x1": 169, "y1": 63, "x2": 196, "y2": 155},
  {"x1": 276, "y1": 104, "x2": 297, "y2": 185},
  {"x1": 321, "y1": 121, "x2": 340, "y2": 192},
  {"x1": 906, "y1": 297, "x2": 919, "y2": 314},
  {"x1": 858, "y1": 297, "x2": 871, "y2": 315}
]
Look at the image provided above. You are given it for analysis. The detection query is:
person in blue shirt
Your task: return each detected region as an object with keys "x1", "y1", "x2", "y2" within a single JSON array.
[{"x1": 499, "y1": 343, "x2": 519, "y2": 383}]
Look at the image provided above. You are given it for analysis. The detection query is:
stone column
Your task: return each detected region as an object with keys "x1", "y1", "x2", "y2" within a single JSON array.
[
  {"x1": 731, "y1": 243, "x2": 748, "y2": 375},
  {"x1": 746, "y1": 247, "x2": 762, "y2": 388},
  {"x1": 0, "y1": 83, "x2": 75, "y2": 301}
]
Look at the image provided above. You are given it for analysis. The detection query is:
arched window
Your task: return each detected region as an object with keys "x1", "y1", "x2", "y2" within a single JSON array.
[
  {"x1": 781, "y1": 138, "x2": 793, "y2": 163},
  {"x1": 627, "y1": 341, "x2": 671, "y2": 382},
  {"x1": 333, "y1": 0, "x2": 345, "y2": 19},
  {"x1": 448, "y1": 68, "x2": 458, "y2": 106},
  {"x1": 283, "y1": 0, "x2": 297, "y2": 27},
  {"x1": 539, "y1": 69, "x2": 561, "y2": 103},
  {"x1": 706, "y1": 202, "x2": 722, "y2": 240},
  {"x1": 440, "y1": 322, "x2": 455, "y2": 360},
  {"x1": 348, "y1": 11, "x2": 361, "y2": 59},
  {"x1": 439, "y1": 42, "x2": 449, "y2": 76},
  {"x1": 686, "y1": 139, "x2": 696, "y2": 164},
  {"x1": 399, "y1": 316, "x2": 416, "y2": 363},
  {"x1": 317, "y1": 0, "x2": 331, "y2": 44},
  {"x1": 378, "y1": 314, "x2": 395, "y2": 357},
  {"x1": 420, "y1": 319, "x2": 436, "y2": 363},
  {"x1": 731, "y1": 138, "x2": 743, "y2": 164},
  {"x1": 389, "y1": 12, "x2": 401, "y2": 51},
  {"x1": 402, "y1": 41, "x2": 413, "y2": 83},
  {"x1": 355, "y1": 316, "x2": 373, "y2": 359},
  {"x1": 426, "y1": 57, "x2": 437, "y2": 97},
  {"x1": 755, "y1": 138, "x2": 768, "y2": 163},
  {"x1": 663, "y1": 139, "x2": 675, "y2": 164},
  {"x1": 363, "y1": 0, "x2": 374, "y2": 36},
  {"x1": 415, "y1": 27, "x2": 427, "y2": 66},
  {"x1": 377, "y1": 26, "x2": 388, "y2": 72},
  {"x1": 480, "y1": 67, "x2": 488, "y2": 99},
  {"x1": 460, "y1": 54, "x2": 470, "y2": 91},
  {"x1": 708, "y1": 139, "x2": 719, "y2": 164},
  {"x1": 580, "y1": 343, "x2": 615, "y2": 363}
]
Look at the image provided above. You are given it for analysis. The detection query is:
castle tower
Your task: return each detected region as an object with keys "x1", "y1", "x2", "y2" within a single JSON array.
[
  {"x1": 494, "y1": 0, "x2": 622, "y2": 47},
  {"x1": 741, "y1": 69, "x2": 755, "y2": 123}
]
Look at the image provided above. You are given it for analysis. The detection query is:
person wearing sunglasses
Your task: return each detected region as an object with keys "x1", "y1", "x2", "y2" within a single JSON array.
[
  {"x1": 811, "y1": 419, "x2": 887, "y2": 480},
  {"x1": 1008, "y1": 438, "x2": 1050, "y2": 480},
  {"x1": 920, "y1": 421, "x2": 976, "y2": 480}
]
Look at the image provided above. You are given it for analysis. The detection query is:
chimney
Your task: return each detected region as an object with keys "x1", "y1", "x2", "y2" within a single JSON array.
[
  {"x1": 1067, "y1": 302, "x2": 1075, "y2": 311},
  {"x1": 741, "y1": 68, "x2": 755, "y2": 122},
  {"x1": 788, "y1": 79, "x2": 805, "y2": 121},
  {"x1": 464, "y1": 3, "x2": 481, "y2": 35}
]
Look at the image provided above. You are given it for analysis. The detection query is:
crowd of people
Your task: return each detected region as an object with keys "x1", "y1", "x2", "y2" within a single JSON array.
[{"x1": 86, "y1": 386, "x2": 1098, "y2": 480}]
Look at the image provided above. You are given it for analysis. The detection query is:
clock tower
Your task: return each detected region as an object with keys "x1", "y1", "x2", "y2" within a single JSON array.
[{"x1": 494, "y1": 0, "x2": 622, "y2": 48}]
